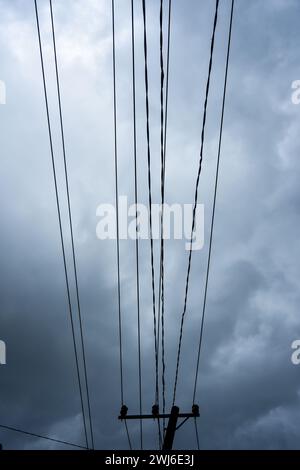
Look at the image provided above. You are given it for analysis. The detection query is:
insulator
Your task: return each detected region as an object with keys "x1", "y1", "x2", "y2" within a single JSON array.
[
  {"x1": 120, "y1": 405, "x2": 128, "y2": 419},
  {"x1": 152, "y1": 404, "x2": 159, "y2": 417}
]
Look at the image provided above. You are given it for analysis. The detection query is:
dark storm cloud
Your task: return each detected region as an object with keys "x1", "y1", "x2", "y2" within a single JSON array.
[{"x1": 0, "y1": 0, "x2": 300, "y2": 450}]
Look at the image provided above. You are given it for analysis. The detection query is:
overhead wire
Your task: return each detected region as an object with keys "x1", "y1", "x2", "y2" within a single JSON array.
[
  {"x1": 172, "y1": 0, "x2": 220, "y2": 406},
  {"x1": 34, "y1": 0, "x2": 232, "y2": 452},
  {"x1": 194, "y1": 417, "x2": 200, "y2": 450},
  {"x1": 0, "y1": 424, "x2": 88, "y2": 450},
  {"x1": 159, "y1": 0, "x2": 165, "y2": 426},
  {"x1": 49, "y1": 0, "x2": 95, "y2": 450},
  {"x1": 111, "y1": 0, "x2": 133, "y2": 451},
  {"x1": 130, "y1": 0, "x2": 143, "y2": 450},
  {"x1": 141, "y1": 0, "x2": 162, "y2": 449},
  {"x1": 192, "y1": 0, "x2": 235, "y2": 404},
  {"x1": 124, "y1": 421, "x2": 133, "y2": 451},
  {"x1": 111, "y1": 0, "x2": 124, "y2": 408},
  {"x1": 34, "y1": 0, "x2": 89, "y2": 449},
  {"x1": 141, "y1": 0, "x2": 159, "y2": 417},
  {"x1": 157, "y1": 0, "x2": 171, "y2": 437},
  {"x1": 157, "y1": 0, "x2": 172, "y2": 439},
  {"x1": 157, "y1": 0, "x2": 172, "y2": 355}
]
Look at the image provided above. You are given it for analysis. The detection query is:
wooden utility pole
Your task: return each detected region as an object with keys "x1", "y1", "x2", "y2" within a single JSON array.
[{"x1": 118, "y1": 404, "x2": 199, "y2": 450}]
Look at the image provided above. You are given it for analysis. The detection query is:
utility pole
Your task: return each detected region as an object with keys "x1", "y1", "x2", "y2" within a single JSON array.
[
  {"x1": 162, "y1": 406, "x2": 179, "y2": 450},
  {"x1": 119, "y1": 404, "x2": 199, "y2": 450}
]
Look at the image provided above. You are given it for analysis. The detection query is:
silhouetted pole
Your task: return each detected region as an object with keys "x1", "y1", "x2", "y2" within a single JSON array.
[
  {"x1": 119, "y1": 404, "x2": 199, "y2": 450},
  {"x1": 162, "y1": 406, "x2": 179, "y2": 450}
]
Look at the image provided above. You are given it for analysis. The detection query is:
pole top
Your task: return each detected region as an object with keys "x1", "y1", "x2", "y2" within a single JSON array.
[{"x1": 171, "y1": 405, "x2": 180, "y2": 414}]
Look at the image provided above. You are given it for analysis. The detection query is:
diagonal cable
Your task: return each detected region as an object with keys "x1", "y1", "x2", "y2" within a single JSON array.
[
  {"x1": 194, "y1": 418, "x2": 200, "y2": 450},
  {"x1": 157, "y1": 0, "x2": 165, "y2": 436},
  {"x1": 49, "y1": 0, "x2": 95, "y2": 449},
  {"x1": 157, "y1": 0, "x2": 172, "y2": 437},
  {"x1": 157, "y1": 1, "x2": 172, "y2": 354},
  {"x1": 193, "y1": 0, "x2": 235, "y2": 404},
  {"x1": 0, "y1": 424, "x2": 88, "y2": 449},
  {"x1": 142, "y1": 0, "x2": 162, "y2": 449},
  {"x1": 124, "y1": 421, "x2": 133, "y2": 451},
  {"x1": 111, "y1": 0, "x2": 124, "y2": 409},
  {"x1": 172, "y1": 0, "x2": 220, "y2": 406},
  {"x1": 130, "y1": 0, "x2": 143, "y2": 450},
  {"x1": 34, "y1": 0, "x2": 89, "y2": 448},
  {"x1": 141, "y1": 0, "x2": 159, "y2": 409}
]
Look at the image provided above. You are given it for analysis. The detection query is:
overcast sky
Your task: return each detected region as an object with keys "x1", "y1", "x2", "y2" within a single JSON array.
[{"x1": 0, "y1": 0, "x2": 300, "y2": 450}]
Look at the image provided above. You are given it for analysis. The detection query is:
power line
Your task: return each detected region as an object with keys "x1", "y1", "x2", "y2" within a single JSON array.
[
  {"x1": 111, "y1": 0, "x2": 124, "y2": 408},
  {"x1": 0, "y1": 424, "x2": 87, "y2": 449},
  {"x1": 159, "y1": 0, "x2": 166, "y2": 434},
  {"x1": 163, "y1": 2, "x2": 172, "y2": 173},
  {"x1": 157, "y1": 0, "x2": 172, "y2": 437},
  {"x1": 158, "y1": 0, "x2": 165, "y2": 435},
  {"x1": 158, "y1": 0, "x2": 172, "y2": 348},
  {"x1": 172, "y1": 0, "x2": 220, "y2": 406},
  {"x1": 157, "y1": 1, "x2": 172, "y2": 350},
  {"x1": 111, "y1": 0, "x2": 132, "y2": 452},
  {"x1": 130, "y1": 0, "x2": 143, "y2": 451},
  {"x1": 194, "y1": 418, "x2": 200, "y2": 450},
  {"x1": 34, "y1": 0, "x2": 89, "y2": 448},
  {"x1": 193, "y1": 0, "x2": 235, "y2": 404},
  {"x1": 49, "y1": 0, "x2": 95, "y2": 450},
  {"x1": 141, "y1": 0, "x2": 159, "y2": 410},
  {"x1": 124, "y1": 421, "x2": 133, "y2": 451},
  {"x1": 142, "y1": 0, "x2": 162, "y2": 449}
]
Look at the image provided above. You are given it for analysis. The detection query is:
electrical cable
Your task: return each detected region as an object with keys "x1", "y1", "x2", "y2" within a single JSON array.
[
  {"x1": 130, "y1": 0, "x2": 143, "y2": 451},
  {"x1": 157, "y1": 0, "x2": 172, "y2": 438},
  {"x1": 124, "y1": 421, "x2": 133, "y2": 451},
  {"x1": 158, "y1": 0, "x2": 166, "y2": 436},
  {"x1": 0, "y1": 424, "x2": 87, "y2": 449},
  {"x1": 141, "y1": 0, "x2": 159, "y2": 410},
  {"x1": 34, "y1": 0, "x2": 89, "y2": 448},
  {"x1": 194, "y1": 418, "x2": 200, "y2": 450},
  {"x1": 157, "y1": 0, "x2": 171, "y2": 352},
  {"x1": 192, "y1": 0, "x2": 235, "y2": 404},
  {"x1": 142, "y1": 0, "x2": 163, "y2": 447},
  {"x1": 112, "y1": 0, "x2": 134, "y2": 452},
  {"x1": 111, "y1": 0, "x2": 124, "y2": 408},
  {"x1": 172, "y1": 0, "x2": 220, "y2": 406},
  {"x1": 49, "y1": 0, "x2": 95, "y2": 449}
]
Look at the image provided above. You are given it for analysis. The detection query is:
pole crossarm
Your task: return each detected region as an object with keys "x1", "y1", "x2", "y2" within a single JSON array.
[
  {"x1": 118, "y1": 405, "x2": 199, "y2": 450},
  {"x1": 118, "y1": 404, "x2": 199, "y2": 420},
  {"x1": 118, "y1": 412, "x2": 198, "y2": 420}
]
